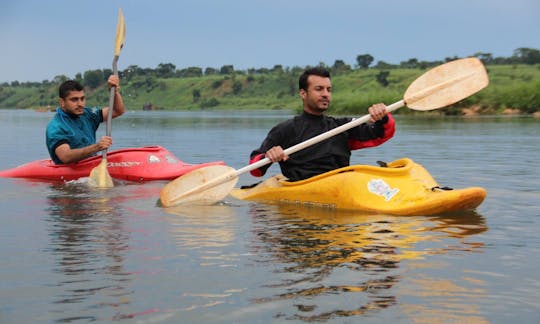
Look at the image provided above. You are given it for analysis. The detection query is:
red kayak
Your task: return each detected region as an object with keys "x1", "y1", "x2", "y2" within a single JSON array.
[{"x1": 0, "y1": 146, "x2": 224, "y2": 182}]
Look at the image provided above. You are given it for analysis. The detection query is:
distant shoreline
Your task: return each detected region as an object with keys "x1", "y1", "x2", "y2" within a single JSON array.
[
  {"x1": 2, "y1": 63, "x2": 539, "y2": 116},
  {"x1": 14, "y1": 105, "x2": 540, "y2": 119}
]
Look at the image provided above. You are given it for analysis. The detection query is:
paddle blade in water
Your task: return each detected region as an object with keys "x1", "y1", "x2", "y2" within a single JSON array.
[
  {"x1": 89, "y1": 158, "x2": 114, "y2": 188},
  {"x1": 160, "y1": 165, "x2": 238, "y2": 207},
  {"x1": 404, "y1": 57, "x2": 489, "y2": 111}
]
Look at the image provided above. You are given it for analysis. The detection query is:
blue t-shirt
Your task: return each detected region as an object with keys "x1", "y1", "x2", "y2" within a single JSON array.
[{"x1": 46, "y1": 107, "x2": 103, "y2": 164}]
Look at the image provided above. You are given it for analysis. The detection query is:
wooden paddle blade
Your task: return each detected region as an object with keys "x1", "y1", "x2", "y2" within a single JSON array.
[
  {"x1": 114, "y1": 8, "x2": 126, "y2": 56},
  {"x1": 404, "y1": 57, "x2": 489, "y2": 111},
  {"x1": 89, "y1": 158, "x2": 114, "y2": 188},
  {"x1": 160, "y1": 165, "x2": 238, "y2": 207}
]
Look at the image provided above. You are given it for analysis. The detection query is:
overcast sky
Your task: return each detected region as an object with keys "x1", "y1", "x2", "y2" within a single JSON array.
[{"x1": 1, "y1": 0, "x2": 539, "y2": 82}]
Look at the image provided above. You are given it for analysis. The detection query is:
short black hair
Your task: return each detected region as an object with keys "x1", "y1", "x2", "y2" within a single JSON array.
[
  {"x1": 299, "y1": 67, "x2": 331, "y2": 91},
  {"x1": 58, "y1": 80, "x2": 84, "y2": 99}
]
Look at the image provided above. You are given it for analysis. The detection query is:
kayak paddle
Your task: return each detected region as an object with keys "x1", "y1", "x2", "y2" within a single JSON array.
[
  {"x1": 89, "y1": 8, "x2": 126, "y2": 188},
  {"x1": 160, "y1": 57, "x2": 489, "y2": 207}
]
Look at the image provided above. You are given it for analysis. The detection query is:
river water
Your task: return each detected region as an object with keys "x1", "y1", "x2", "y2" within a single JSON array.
[{"x1": 0, "y1": 109, "x2": 539, "y2": 323}]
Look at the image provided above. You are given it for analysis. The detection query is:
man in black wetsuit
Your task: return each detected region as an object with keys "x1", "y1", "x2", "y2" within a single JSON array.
[{"x1": 248, "y1": 67, "x2": 396, "y2": 181}]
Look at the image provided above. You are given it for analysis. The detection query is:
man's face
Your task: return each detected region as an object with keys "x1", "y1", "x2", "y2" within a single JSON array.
[
  {"x1": 59, "y1": 90, "x2": 86, "y2": 116},
  {"x1": 300, "y1": 75, "x2": 332, "y2": 115}
]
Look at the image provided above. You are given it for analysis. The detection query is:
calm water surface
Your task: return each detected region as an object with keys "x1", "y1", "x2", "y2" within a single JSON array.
[{"x1": 1, "y1": 109, "x2": 539, "y2": 323}]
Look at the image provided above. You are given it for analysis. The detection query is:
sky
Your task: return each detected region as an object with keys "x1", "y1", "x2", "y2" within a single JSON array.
[{"x1": 1, "y1": 0, "x2": 539, "y2": 83}]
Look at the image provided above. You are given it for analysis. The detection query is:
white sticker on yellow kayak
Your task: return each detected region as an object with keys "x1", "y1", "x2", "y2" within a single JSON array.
[{"x1": 367, "y1": 179, "x2": 399, "y2": 201}]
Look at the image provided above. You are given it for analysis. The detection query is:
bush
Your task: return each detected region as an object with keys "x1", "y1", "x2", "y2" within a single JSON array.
[{"x1": 200, "y1": 97, "x2": 220, "y2": 108}]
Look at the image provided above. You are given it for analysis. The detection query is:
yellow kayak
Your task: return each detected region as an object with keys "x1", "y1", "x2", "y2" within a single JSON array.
[{"x1": 230, "y1": 158, "x2": 486, "y2": 216}]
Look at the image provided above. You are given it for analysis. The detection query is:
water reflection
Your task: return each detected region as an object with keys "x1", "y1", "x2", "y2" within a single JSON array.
[
  {"x1": 164, "y1": 204, "x2": 237, "y2": 266},
  {"x1": 44, "y1": 183, "x2": 132, "y2": 322},
  {"x1": 246, "y1": 204, "x2": 488, "y2": 322},
  {"x1": 163, "y1": 204, "x2": 245, "y2": 315}
]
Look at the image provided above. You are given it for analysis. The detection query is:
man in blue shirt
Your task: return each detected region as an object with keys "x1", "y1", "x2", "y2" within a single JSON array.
[{"x1": 46, "y1": 75, "x2": 126, "y2": 164}]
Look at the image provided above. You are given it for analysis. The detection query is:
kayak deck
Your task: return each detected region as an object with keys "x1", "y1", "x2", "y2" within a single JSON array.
[{"x1": 230, "y1": 158, "x2": 486, "y2": 216}]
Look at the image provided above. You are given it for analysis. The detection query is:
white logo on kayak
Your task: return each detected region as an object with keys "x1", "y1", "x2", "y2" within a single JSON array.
[
  {"x1": 367, "y1": 179, "x2": 399, "y2": 201},
  {"x1": 148, "y1": 155, "x2": 161, "y2": 163},
  {"x1": 165, "y1": 155, "x2": 179, "y2": 164},
  {"x1": 107, "y1": 161, "x2": 142, "y2": 168}
]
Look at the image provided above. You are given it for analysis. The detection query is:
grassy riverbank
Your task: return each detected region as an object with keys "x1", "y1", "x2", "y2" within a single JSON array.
[{"x1": 1, "y1": 64, "x2": 539, "y2": 115}]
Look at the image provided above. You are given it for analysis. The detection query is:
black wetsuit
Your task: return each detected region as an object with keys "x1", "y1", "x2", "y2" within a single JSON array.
[{"x1": 249, "y1": 111, "x2": 396, "y2": 181}]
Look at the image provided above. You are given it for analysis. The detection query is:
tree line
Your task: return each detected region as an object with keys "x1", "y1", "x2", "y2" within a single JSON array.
[{"x1": 3, "y1": 47, "x2": 539, "y2": 89}]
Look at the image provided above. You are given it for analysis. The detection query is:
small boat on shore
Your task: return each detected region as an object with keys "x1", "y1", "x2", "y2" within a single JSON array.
[
  {"x1": 0, "y1": 146, "x2": 224, "y2": 182},
  {"x1": 230, "y1": 158, "x2": 486, "y2": 216}
]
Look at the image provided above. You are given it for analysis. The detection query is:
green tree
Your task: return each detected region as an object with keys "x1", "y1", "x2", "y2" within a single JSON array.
[
  {"x1": 122, "y1": 65, "x2": 138, "y2": 81},
  {"x1": 53, "y1": 75, "x2": 68, "y2": 84},
  {"x1": 356, "y1": 54, "x2": 374, "y2": 69},
  {"x1": 200, "y1": 97, "x2": 220, "y2": 108},
  {"x1": 400, "y1": 58, "x2": 419, "y2": 69},
  {"x1": 376, "y1": 71, "x2": 390, "y2": 87},
  {"x1": 205, "y1": 67, "x2": 218, "y2": 75},
  {"x1": 332, "y1": 59, "x2": 351, "y2": 74},
  {"x1": 83, "y1": 70, "x2": 104, "y2": 89},
  {"x1": 474, "y1": 52, "x2": 494, "y2": 64},
  {"x1": 445, "y1": 56, "x2": 461, "y2": 62},
  {"x1": 513, "y1": 47, "x2": 540, "y2": 64},
  {"x1": 156, "y1": 63, "x2": 176, "y2": 78},
  {"x1": 220, "y1": 65, "x2": 235, "y2": 75},
  {"x1": 179, "y1": 67, "x2": 203, "y2": 77},
  {"x1": 75, "y1": 73, "x2": 83, "y2": 83},
  {"x1": 272, "y1": 65, "x2": 284, "y2": 74},
  {"x1": 232, "y1": 80, "x2": 242, "y2": 94},
  {"x1": 192, "y1": 89, "x2": 201, "y2": 102},
  {"x1": 211, "y1": 79, "x2": 223, "y2": 89},
  {"x1": 374, "y1": 61, "x2": 394, "y2": 69}
]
